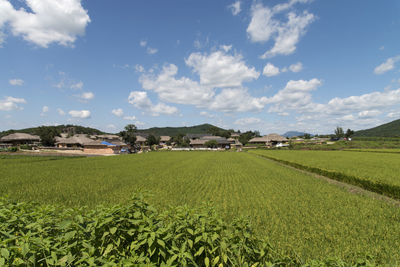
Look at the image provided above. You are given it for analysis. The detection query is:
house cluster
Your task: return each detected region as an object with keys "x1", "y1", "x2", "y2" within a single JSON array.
[{"x1": 0, "y1": 131, "x2": 290, "y2": 154}]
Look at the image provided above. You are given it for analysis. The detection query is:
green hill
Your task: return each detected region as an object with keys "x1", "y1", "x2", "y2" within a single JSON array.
[
  {"x1": 136, "y1": 123, "x2": 228, "y2": 136},
  {"x1": 354, "y1": 119, "x2": 400, "y2": 137},
  {"x1": 0, "y1": 125, "x2": 106, "y2": 138}
]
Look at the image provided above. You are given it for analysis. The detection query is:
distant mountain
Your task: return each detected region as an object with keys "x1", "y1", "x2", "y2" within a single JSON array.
[
  {"x1": 136, "y1": 123, "x2": 227, "y2": 136},
  {"x1": 354, "y1": 119, "x2": 400, "y2": 137},
  {"x1": 283, "y1": 131, "x2": 310, "y2": 138},
  {"x1": 0, "y1": 125, "x2": 106, "y2": 138}
]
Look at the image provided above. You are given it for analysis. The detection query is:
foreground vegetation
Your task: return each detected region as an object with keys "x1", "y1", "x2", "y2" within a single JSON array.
[
  {"x1": 1, "y1": 152, "x2": 400, "y2": 264},
  {"x1": 249, "y1": 150, "x2": 400, "y2": 199}
]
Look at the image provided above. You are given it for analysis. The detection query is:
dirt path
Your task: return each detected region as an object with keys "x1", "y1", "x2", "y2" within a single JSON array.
[{"x1": 251, "y1": 153, "x2": 400, "y2": 207}]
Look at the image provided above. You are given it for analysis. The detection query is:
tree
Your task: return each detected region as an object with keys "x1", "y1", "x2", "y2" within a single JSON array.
[
  {"x1": 239, "y1": 131, "x2": 258, "y2": 146},
  {"x1": 146, "y1": 134, "x2": 160, "y2": 147},
  {"x1": 171, "y1": 134, "x2": 190, "y2": 147},
  {"x1": 37, "y1": 126, "x2": 60, "y2": 146},
  {"x1": 334, "y1": 126, "x2": 344, "y2": 139},
  {"x1": 120, "y1": 124, "x2": 137, "y2": 148},
  {"x1": 345, "y1": 129, "x2": 355, "y2": 138},
  {"x1": 303, "y1": 133, "x2": 311, "y2": 139},
  {"x1": 205, "y1": 140, "x2": 218, "y2": 148}
]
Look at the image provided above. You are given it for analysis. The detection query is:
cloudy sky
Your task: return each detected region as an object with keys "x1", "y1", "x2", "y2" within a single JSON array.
[{"x1": 1, "y1": 0, "x2": 400, "y2": 134}]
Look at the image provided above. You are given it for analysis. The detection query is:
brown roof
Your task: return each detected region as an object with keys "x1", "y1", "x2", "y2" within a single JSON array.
[
  {"x1": 190, "y1": 139, "x2": 207, "y2": 145},
  {"x1": 95, "y1": 134, "x2": 121, "y2": 140},
  {"x1": 55, "y1": 134, "x2": 93, "y2": 145},
  {"x1": 249, "y1": 134, "x2": 287, "y2": 143},
  {"x1": 160, "y1": 136, "x2": 171, "y2": 142},
  {"x1": 135, "y1": 135, "x2": 146, "y2": 142},
  {"x1": 0, "y1": 133, "x2": 40, "y2": 142}
]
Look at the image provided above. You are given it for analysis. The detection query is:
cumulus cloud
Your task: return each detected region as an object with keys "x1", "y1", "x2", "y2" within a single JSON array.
[
  {"x1": 9, "y1": 79, "x2": 24, "y2": 86},
  {"x1": 0, "y1": 96, "x2": 26, "y2": 111},
  {"x1": 209, "y1": 88, "x2": 268, "y2": 112},
  {"x1": 263, "y1": 63, "x2": 280, "y2": 77},
  {"x1": 185, "y1": 50, "x2": 259, "y2": 87},
  {"x1": 68, "y1": 110, "x2": 91, "y2": 119},
  {"x1": 228, "y1": 1, "x2": 241, "y2": 16},
  {"x1": 289, "y1": 62, "x2": 303, "y2": 72},
  {"x1": 234, "y1": 117, "x2": 261, "y2": 125},
  {"x1": 128, "y1": 91, "x2": 178, "y2": 116},
  {"x1": 140, "y1": 64, "x2": 215, "y2": 106},
  {"x1": 247, "y1": 1, "x2": 315, "y2": 58},
  {"x1": 374, "y1": 55, "x2": 400, "y2": 75},
  {"x1": 111, "y1": 108, "x2": 123, "y2": 117},
  {"x1": 358, "y1": 110, "x2": 382, "y2": 118},
  {"x1": 76, "y1": 91, "x2": 94, "y2": 102},
  {"x1": 139, "y1": 48, "x2": 267, "y2": 113},
  {"x1": 0, "y1": 0, "x2": 90, "y2": 48}
]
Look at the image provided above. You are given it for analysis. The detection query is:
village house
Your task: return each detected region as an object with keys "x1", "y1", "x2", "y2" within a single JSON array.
[
  {"x1": 159, "y1": 136, "x2": 171, "y2": 146},
  {"x1": 189, "y1": 135, "x2": 234, "y2": 149},
  {"x1": 0, "y1": 133, "x2": 40, "y2": 146},
  {"x1": 248, "y1": 134, "x2": 288, "y2": 147},
  {"x1": 55, "y1": 134, "x2": 93, "y2": 148},
  {"x1": 83, "y1": 140, "x2": 128, "y2": 155}
]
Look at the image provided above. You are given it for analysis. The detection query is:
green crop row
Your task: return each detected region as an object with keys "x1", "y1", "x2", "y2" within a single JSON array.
[{"x1": 0, "y1": 195, "x2": 377, "y2": 266}]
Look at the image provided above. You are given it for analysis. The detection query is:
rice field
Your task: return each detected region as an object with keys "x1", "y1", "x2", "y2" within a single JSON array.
[{"x1": 1, "y1": 151, "x2": 400, "y2": 264}]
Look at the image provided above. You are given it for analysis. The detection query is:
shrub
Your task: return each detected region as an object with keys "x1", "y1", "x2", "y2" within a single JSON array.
[{"x1": 7, "y1": 147, "x2": 18, "y2": 152}]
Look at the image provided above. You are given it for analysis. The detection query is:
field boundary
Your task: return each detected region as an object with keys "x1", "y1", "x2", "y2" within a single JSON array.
[
  {"x1": 250, "y1": 152, "x2": 400, "y2": 201},
  {"x1": 343, "y1": 149, "x2": 400, "y2": 154}
]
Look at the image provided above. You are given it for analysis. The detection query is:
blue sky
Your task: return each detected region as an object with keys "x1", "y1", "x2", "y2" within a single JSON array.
[{"x1": 1, "y1": 0, "x2": 400, "y2": 134}]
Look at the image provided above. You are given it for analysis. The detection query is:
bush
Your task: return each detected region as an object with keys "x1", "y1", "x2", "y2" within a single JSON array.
[
  {"x1": 7, "y1": 147, "x2": 18, "y2": 152},
  {"x1": 19, "y1": 145, "x2": 33, "y2": 150}
]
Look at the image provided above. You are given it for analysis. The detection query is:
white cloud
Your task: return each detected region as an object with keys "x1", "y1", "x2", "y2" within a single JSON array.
[
  {"x1": 147, "y1": 47, "x2": 158, "y2": 55},
  {"x1": 358, "y1": 110, "x2": 381, "y2": 118},
  {"x1": 123, "y1": 115, "x2": 136, "y2": 121},
  {"x1": 263, "y1": 63, "x2": 280, "y2": 77},
  {"x1": 209, "y1": 88, "x2": 268, "y2": 112},
  {"x1": 40, "y1": 105, "x2": 49, "y2": 116},
  {"x1": 266, "y1": 78, "x2": 322, "y2": 113},
  {"x1": 0, "y1": 96, "x2": 26, "y2": 111},
  {"x1": 387, "y1": 111, "x2": 400, "y2": 118},
  {"x1": 135, "y1": 64, "x2": 145, "y2": 73},
  {"x1": 228, "y1": 1, "x2": 241, "y2": 16},
  {"x1": 200, "y1": 111, "x2": 215, "y2": 118},
  {"x1": 9, "y1": 79, "x2": 24, "y2": 86},
  {"x1": 140, "y1": 40, "x2": 147, "y2": 47},
  {"x1": 185, "y1": 50, "x2": 259, "y2": 88},
  {"x1": 140, "y1": 64, "x2": 215, "y2": 106},
  {"x1": 111, "y1": 108, "x2": 123, "y2": 117},
  {"x1": 289, "y1": 62, "x2": 303, "y2": 72},
  {"x1": 247, "y1": 1, "x2": 315, "y2": 58},
  {"x1": 68, "y1": 110, "x2": 91, "y2": 119},
  {"x1": 57, "y1": 108, "x2": 65, "y2": 116},
  {"x1": 0, "y1": 0, "x2": 90, "y2": 48},
  {"x1": 128, "y1": 91, "x2": 178, "y2": 116},
  {"x1": 76, "y1": 91, "x2": 94, "y2": 102},
  {"x1": 234, "y1": 117, "x2": 261, "y2": 125},
  {"x1": 374, "y1": 56, "x2": 400, "y2": 75},
  {"x1": 220, "y1": 44, "x2": 232, "y2": 52},
  {"x1": 71, "y1": 81, "x2": 83, "y2": 90}
]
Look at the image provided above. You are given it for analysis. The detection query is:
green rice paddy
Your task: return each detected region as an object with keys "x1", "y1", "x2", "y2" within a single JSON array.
[{"x1": 1, "y1": 151, "x2": 400, "y2": 264}]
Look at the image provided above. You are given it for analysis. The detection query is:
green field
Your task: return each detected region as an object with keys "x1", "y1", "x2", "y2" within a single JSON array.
[
  {"x1": 2, "y1": 152, "x2": 400, "y2": 264},
  {"x1": 249, "y1": 150, "x2": 400, "y2": 199}
]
